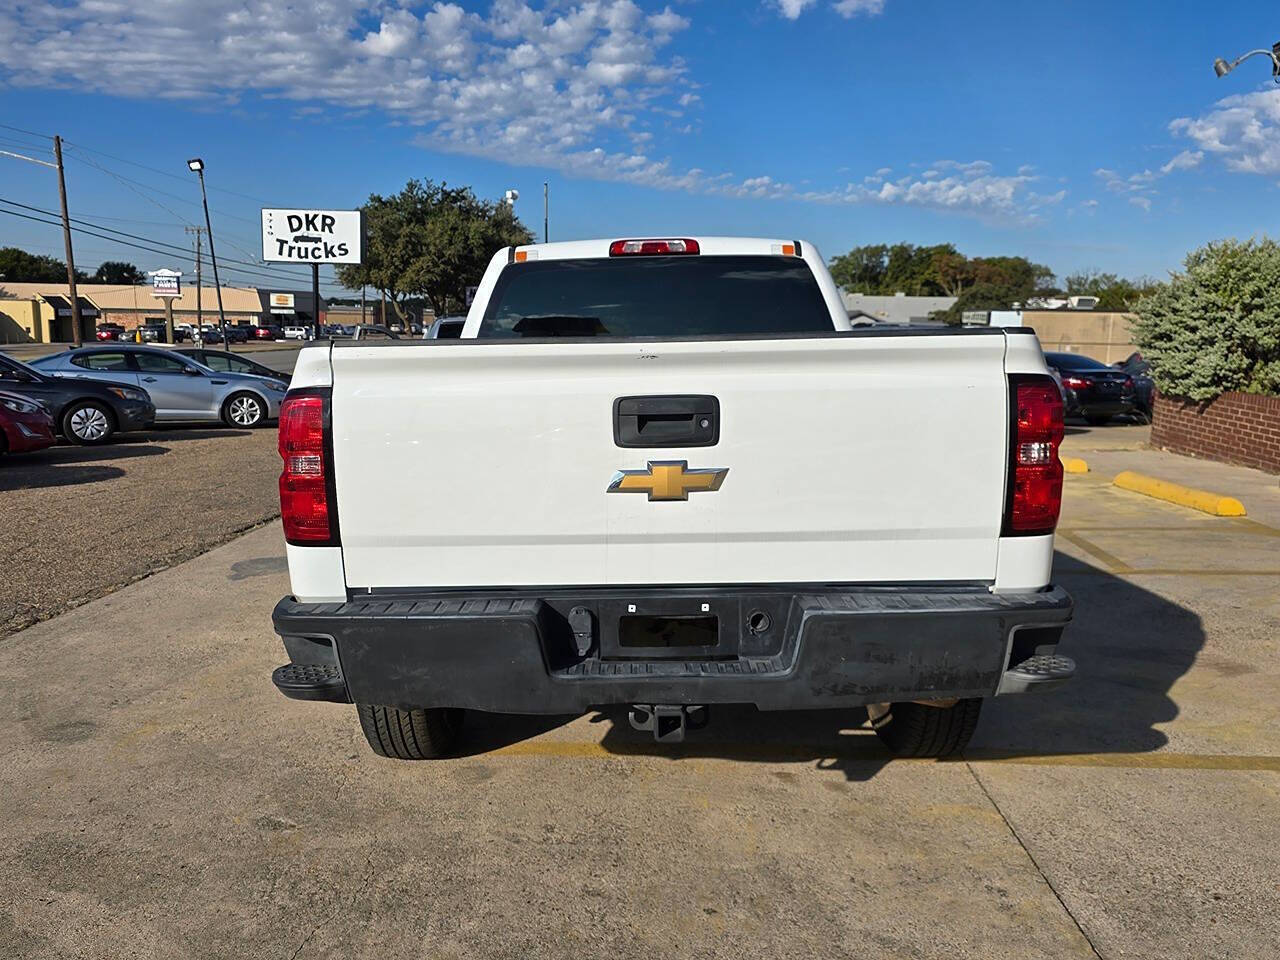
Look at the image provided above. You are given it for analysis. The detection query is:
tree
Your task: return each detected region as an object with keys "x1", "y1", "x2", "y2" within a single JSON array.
[
  {"x1": 1065, "y1": 269, "x2": 1160, "y2": 311},
  {"x1": 0, "y1": 246, "x2": 86, "y2": 283},
  {"x1": 828, "y1": 243, "x2": 888, "y2": 292},
  {"x1": 93, "y1": 261, "x2": 145, "y2": 284},
  {"x1": 1133, "y1": 238, "x2": 1280, "y2": 401},
  {"x1": 929, "y1": 255, "x2": 1056, "y2": 324},
  {"x1": 336, "y1": 179, "x2": 534, "y2": 319},
  {"x1": 827, "y1": 243, "x2": 1055, "y2": 309}
]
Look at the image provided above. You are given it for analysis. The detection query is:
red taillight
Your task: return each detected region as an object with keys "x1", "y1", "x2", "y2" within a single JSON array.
[
  {"x1": 1063, "y1": 375, "x2": 1092, "y2": 389},
  {"x1": 1006, "y1": 377, "x2": 1064, "y2": 536},
  {"x1": 608, "y1": 238, "x2": 700, "y2": 256},
  {"x1": 278, "y1": 393, "x2": 337, "y2": 545}
]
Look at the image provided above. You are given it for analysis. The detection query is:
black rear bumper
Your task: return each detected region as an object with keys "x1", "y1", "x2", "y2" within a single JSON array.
[{"x1": 271, "y1": 584, "x2": 1073, "y2": 713}]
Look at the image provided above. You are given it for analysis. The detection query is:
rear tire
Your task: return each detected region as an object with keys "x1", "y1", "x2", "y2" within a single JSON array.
[
  {"x1": 357, "y1": 704, "x2": 463, "y2": 759},
  {"x1": 61, "y1": 400, "x2": 115, "y2": 445},
  {"x1": 873, "y1": 698, "x2": 982, "y2": 758}
]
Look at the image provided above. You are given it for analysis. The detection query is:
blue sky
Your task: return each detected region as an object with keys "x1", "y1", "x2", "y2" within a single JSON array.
[{"x1": 2, "y1": 0, "x2": 1279, "y2": 294}]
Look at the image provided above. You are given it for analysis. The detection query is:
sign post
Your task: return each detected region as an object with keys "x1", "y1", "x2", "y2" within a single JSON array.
[
  {"x1": 148, "y1": 269, "x2": 182, "y2": 344},
  {"x1": 261, "y1": 208, "x2": 363, "y2": 338}
]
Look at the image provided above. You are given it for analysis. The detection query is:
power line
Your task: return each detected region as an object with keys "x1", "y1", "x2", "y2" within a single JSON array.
[
  {"x1": 0, "y1": 205, "x2": 350, "y2": 291},
  {"x1": 0, "y1": 197, "x2": 338, "y2": 284},
  {"x1": 59, "y1": 138, "x2": 278, "y2": 205},
  {"x1": 0, "y1": 122, "x2": 53, "y2": 141},
  {"x1": 62, "y1": 149, "x2": 261, "y2": 227}
]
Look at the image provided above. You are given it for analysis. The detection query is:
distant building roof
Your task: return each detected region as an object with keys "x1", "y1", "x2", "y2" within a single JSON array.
[{"x1": 840, "y1": 291, "x2": 957, "y2": 325}]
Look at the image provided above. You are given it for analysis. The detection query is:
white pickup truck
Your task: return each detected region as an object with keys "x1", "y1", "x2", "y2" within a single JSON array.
[{"x1": 270, "y1": 237, "x2": 1074, "y2": 759}]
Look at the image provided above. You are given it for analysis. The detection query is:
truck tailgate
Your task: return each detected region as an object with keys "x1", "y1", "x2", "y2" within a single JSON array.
[{"x1": 329, "y1": 334, "x2": 1009, "y2": 588}]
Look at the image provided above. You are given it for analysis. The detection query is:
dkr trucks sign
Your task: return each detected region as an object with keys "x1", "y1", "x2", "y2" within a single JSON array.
[{"x1": 261, "y1": 208, "x2": 363, "y2": 264}]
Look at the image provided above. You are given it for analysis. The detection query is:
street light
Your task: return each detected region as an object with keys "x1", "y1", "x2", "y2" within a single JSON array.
[
  {"x1": 1212, "y1": 42, "x2": 1280, "y2": 80},
  {"x1": 503, "y1": 188, "x2": 519, "y2": 208},
  {"x1": 186, "y1": 156, "x2": 228, "y2": 349}
]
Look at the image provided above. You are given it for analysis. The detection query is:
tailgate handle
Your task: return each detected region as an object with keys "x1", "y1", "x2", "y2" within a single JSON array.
[{"x1": 614, "y1": 395, "x2": 719, "y2": 448}]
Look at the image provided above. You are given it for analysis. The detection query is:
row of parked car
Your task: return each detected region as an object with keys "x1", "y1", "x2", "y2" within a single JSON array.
[
  {"x1": 96, "y1": 322, "x2": 287, "y2": 344},
  {"x1": 0, "y1": 344, "x2": 290, "y2": 456}
]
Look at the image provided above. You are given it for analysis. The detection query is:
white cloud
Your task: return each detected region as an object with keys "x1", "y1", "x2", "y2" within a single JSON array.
[
  {"x1": 1161, "y1": 149, "x2": 1203, "y2": 174},
  {"x1": 1129, "y1": 196, "x2": 1152, "y2": 213},
  {"x1": 775, "y1": 0, "x2": 884, "y2": 18},
  {"x1": 775, "y1": 0, "x2": 819, "y2": 18},
  {"x1": 1170, "y1": 89, "x2": 1280, "y2": 175},
  {"x1": 779, "y1": 160, "x2": 1060, "y2": 221},
  {"x1": 0, "y1": 0, "x2": 1042, "y2": 222},
  {"x1": 832, "y1": 0, "x2": 886, "y2": 16}
]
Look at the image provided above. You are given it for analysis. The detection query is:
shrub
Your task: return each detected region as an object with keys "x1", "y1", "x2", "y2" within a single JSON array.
[{"x1": 1134, "y1": 238, "x2": 1280, "y2": 401}]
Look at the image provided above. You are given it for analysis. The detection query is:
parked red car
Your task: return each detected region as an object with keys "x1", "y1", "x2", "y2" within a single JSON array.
[
  {"x1": 252, "y1": 324, "x2": 283, "y2": 340},
  {"x1": 0, "y1": 390, "x2": 57, "y2": 455}
]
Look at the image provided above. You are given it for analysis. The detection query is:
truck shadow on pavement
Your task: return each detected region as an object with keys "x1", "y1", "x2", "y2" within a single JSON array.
[{"x1": 581, "y1": 551, "x2": 1204, "y2": 782}]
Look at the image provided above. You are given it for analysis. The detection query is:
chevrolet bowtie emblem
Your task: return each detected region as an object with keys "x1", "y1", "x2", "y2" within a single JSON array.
[{"x1": 608, "y1": 461, "x2": 728, "y2": 501}]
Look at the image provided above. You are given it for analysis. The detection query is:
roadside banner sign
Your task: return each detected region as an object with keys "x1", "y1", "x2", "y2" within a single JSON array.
[
  {"x1": 269, "y1": 292, "x2": 296, "y2": 312},
  {"x1": 262, "y1": 209, "x2": 363, "y2": 264},
  {"x1": 149, "y1": 269, "x2": 182, "y2": 298}
]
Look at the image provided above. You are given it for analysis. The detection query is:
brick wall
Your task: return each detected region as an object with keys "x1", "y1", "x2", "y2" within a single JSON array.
[{"x1": 1151, "y1": 391, "x2": 1280, "y2": 474}]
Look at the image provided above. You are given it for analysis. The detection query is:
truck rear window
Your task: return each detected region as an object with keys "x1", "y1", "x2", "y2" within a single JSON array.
[{"x1": 478, "y1": 255, "x2": 832, "y2": 338}]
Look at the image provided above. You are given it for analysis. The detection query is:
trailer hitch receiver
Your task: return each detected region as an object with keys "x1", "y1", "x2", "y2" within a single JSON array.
[{"x1": 628, "y1": 704, "x2": 709, "y2": 743}]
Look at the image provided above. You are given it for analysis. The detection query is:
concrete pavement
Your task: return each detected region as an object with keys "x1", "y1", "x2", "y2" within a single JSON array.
[{"x1": 2, "y1": 444, "x2": 1278, "y2": 958}]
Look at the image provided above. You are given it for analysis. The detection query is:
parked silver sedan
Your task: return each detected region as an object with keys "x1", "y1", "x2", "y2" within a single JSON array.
[{"x1": 30, "y1": 346, "x2": 285, "y2": 428}]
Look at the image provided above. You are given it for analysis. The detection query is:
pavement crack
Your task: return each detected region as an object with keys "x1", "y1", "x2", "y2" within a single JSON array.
[
  {"x1": 965, "y1": 760, "x2": 1105, "y2": 960},
  {"x1": 287, "y1": 924, "x2": 321, "y2": 960}
]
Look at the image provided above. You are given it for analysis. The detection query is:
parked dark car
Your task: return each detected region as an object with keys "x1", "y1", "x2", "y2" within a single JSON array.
[
  {"x1": 0, "y1": 351, "x2": 155, "y2": 444},
  {"x1": 1043, "y1": 351, "x2": 1136, "y2": 425},
  {"x1": 96, "y1": 323, "x2": 126, "y2": 342},
  {"x1": 1113, "y1": 351, "x2": 1155, "y2": 416},
  {"x1": 196, "y1": 323, "x2": 248, "y2": 343},
  {"x1": 174, "y1": 348, "x2": 289, "y2": 389},
  {"x1": 0, "y1": 390, "x2": 57, "y2": 455}
]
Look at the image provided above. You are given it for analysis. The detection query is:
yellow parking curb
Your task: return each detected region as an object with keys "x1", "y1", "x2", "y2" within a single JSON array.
[
  {"x1": 1060, "y1": 457, "x2": 1089, "y2": 474},
  {"x1": 1113, "y1": 471, "x2": 1246, "y2": 517}
]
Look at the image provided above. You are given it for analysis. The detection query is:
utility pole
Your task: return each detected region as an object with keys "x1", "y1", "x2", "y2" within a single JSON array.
[
  {"x1": 185, "y1": 226, "x2": 205, "y2": 339},
  {"x1": 543, "y1": 181, "x2": 549, "y2": 243},
  {"x1": 311, "y1": 263, "x2": 321, "y2": 339},
  {"x1": 53, "y1": 136, "x2": 82, "y2": 346},
  {"x1": 361, "y1": 284, "x2": 366, "y2": 325}
]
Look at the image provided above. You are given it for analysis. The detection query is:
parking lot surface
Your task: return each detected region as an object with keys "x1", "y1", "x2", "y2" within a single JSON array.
[
  {"x1": 1, "y1": 429, "x2": 1278, "y2": 959},
  {"x1": 0, "y1": 346, "x2": 301, "y2": 638},
  {"x1": 0, "y1": 426, "x2": 281, "y2": 638}
]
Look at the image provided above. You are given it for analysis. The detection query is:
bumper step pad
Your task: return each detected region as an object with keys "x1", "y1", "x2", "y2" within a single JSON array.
[
  {"x1": 271, "y1": 663, "x2": 349, "y2": 702},
  {"x1": 999, "y1": 654, "x2": 1076, "y2": 694}
]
